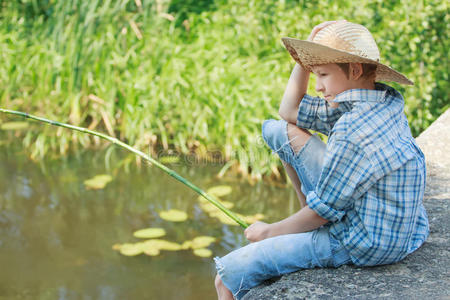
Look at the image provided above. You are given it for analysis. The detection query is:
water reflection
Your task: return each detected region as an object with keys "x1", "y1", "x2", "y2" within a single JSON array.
[{"x1": 0, "y1": 143, "x2": 298, "y2": 299}]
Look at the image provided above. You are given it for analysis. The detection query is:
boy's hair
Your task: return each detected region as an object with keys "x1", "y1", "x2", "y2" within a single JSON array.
[{"x1": 336, "y1": 63, "x2": 377, "y2": 81}]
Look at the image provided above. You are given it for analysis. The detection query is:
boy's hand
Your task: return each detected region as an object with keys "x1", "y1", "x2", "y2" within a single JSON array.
[
  {"x1": 244, "y1": 221, "x2": 271, "y2": 242},
  {"x1": 308, "y1": 20, "x2": 347, "y2": 42}
]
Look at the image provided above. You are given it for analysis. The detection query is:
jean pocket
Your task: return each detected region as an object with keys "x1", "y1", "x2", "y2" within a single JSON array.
[
  {"x1": 329, "y1": 236, "x2": 352, "y2": 267},
  {"x1": 312, "y1": 228, "x2": 334, "y2": 267}
]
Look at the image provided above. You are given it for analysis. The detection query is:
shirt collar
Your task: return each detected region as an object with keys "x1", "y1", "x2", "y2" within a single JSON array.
[{"x1": 332, "y1": 82, "x2": 398, "y2": 103}]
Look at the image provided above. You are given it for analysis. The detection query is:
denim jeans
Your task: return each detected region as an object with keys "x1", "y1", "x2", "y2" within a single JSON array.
[{"x1": 214, "y1": 119, "x2": 352, "y2": 299}]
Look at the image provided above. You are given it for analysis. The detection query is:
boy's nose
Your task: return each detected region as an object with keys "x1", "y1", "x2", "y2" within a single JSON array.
[{"x1": 315, "y1": 81, "x2": 324, "y2": 93}]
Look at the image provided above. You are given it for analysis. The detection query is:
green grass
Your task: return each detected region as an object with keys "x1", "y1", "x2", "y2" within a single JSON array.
[{"x1": 0, "y1": 0, "x2": 448, "y2": 180}]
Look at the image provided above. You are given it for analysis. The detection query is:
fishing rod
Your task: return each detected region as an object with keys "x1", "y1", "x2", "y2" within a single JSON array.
[{"x1": 0, "y1": 108, "x2": 249, "y2": 229}]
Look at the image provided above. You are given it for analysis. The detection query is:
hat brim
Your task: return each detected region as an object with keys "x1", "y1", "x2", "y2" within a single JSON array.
[{"x1": 282, "y1": 37, "x2": 413, "y2": 85}]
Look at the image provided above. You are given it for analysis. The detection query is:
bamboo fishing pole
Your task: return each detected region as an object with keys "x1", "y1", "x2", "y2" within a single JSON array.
[{"x1": 0, "y1": 108, "x2": 249, "y2": 228}]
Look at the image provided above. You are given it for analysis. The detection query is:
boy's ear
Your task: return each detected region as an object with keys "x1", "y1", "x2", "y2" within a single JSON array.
[{"x1": 349, "y1": 63, "x2": 363, "y2": 80}]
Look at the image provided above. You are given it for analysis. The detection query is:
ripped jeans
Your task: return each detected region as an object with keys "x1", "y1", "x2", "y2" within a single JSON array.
[{"x1": 214, "y1": 119, "x2": 352, "y2": 299}]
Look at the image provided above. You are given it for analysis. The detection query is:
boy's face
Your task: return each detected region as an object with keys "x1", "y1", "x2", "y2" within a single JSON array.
[{"x1": 310, "y1": 63, "x2": 355, "y2": 107}]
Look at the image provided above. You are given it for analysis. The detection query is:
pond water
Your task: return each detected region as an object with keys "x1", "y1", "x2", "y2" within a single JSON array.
[{"x1": 0, "y1": 142, "x2": 299, "y2": 299}]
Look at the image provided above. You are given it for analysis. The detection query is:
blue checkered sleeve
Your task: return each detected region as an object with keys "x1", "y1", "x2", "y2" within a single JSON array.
[
  {"x1": 296, "y1": 94, "x2": 352, "y2": 135},
  {"x1": 306, "y1": 138, "x2": 375, "y2": 222}
]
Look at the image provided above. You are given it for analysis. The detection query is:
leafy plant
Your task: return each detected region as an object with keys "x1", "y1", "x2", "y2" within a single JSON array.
[{"x1": 0, "y1": 0, "x2": 448, "y2": 180}]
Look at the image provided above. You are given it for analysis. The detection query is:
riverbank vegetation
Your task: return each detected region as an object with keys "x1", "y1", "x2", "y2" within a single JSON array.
[{"x1": 0, "y1": 0, "x2": 448, "y2": 180}]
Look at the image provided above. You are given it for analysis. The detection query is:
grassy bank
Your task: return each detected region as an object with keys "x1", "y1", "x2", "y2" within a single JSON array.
[{"x1": 0, "y1": 0, "x2": 448, "y2": 180}]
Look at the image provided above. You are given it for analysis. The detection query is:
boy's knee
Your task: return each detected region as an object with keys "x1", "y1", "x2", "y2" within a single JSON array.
[
  {"x1": 262, "y1": 119, "x2": 312, "y2": 155},
  {"x1": 286, "y1": 123, "x2": 312, "y2": 155},
  {"x1": 262, "y1": 119, "x2": 287, "y2": 151}
]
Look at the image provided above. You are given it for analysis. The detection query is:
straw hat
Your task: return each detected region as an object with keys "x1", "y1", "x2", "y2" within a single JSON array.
[{"x1": 281, "y1": 22, "x2": 413, "y2": 85}]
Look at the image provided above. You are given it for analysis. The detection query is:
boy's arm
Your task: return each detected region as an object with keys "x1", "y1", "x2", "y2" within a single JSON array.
[
  {"x1": 279, "y1": 20, "x2": 346, "y2": 124},
  {"x1": 245, "y1": 206, "x2": 328, "y2": 242},
  {"x1": 278, "y1": 63, "x2": 310, "y2": 124}
]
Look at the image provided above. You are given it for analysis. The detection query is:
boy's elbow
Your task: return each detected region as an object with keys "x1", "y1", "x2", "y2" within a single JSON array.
[
  {"x1": 278, "y1": 108, "x2": 287, "y2": 120},
  {"x1": 278, "y1": 108, "x2": 296, "y2": 124}
]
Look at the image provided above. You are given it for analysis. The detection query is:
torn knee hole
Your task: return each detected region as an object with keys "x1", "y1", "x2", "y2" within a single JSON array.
[{"x1": 286, "y1": 124, "x2": 311, "y2": 155}]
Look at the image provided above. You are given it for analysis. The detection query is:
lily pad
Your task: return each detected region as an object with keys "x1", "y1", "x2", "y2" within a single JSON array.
[
  {"x1": 1, "y1": 121, "x2": 29, "y2": 130},
  {"x1": 143, "y1": 247, "x2": 160, "y2": 256},
  {"x1": 84, "y1": 174, "x2": 113, "y2": 190},
  {"x1": 193, "y1": 248, "x2": 213, "y2": 258},
  {"x1": 180, "y1": 236, "x2": 217, "y2": 250},
  {"x1": 114, "y1": 239, "x2": 184, "y2": 257},
  {"x1": 142, "y1": 239, "x2": 182, "y2": 251},
  {"x1": 206, "y1": 185, "x2": 232, "y2": 197},
  {"x1": 221, "y1": 201, "x2": 234, "y2": 209},
  {"x1": 200, "y1": 201, "x2": 234, "y2": 214},
  {"x1": 199, "y1": 202, "x2": 217, "y2": 214},
  {"x1": 159, "y1": 209, "x2": 188, "y2": 222},
  {"x1": 159, "y1": 156, "x2": 180, "y2": 164},
  {"x1": 133, "y1": 228, "x2": 166, "y2": 239},
  {"x1": 181, "y1": 240, "x2": 193, "y2": 250},
  {"x1": 209, "y1": 211, "x2": 240, "y2": 226},
  {"x1": 191, "y1": 236, "x2": 216, "y2": 249},
  {"x1": 119, "y1": 243, "x2": 143, "y2": 256},
  {"x1": 241, "y1": 213, "x2": 265, "y2": 224}
]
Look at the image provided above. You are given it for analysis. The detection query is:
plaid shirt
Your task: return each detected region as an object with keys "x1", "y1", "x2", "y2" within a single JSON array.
[{"x1": 297, "y1": 82, "x2": 429, "y2": 266}]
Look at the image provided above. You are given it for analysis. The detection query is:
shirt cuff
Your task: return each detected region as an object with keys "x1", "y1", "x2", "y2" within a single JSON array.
[
  {"x1": 296, "y1": 94, "x2": 320, "y2": 129},
  {"x1": 306, "y1": 190, "x2": 345, "y2": 222}
]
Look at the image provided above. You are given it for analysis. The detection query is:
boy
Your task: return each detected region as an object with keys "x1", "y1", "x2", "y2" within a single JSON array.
[{"x1": 214, "y1": 20, "x2": 429, "y2": 299}]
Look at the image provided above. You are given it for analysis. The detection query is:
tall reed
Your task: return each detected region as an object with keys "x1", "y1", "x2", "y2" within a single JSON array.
[{"x1": 0, "y1": 0, "x2": 447, "y2": 180}]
